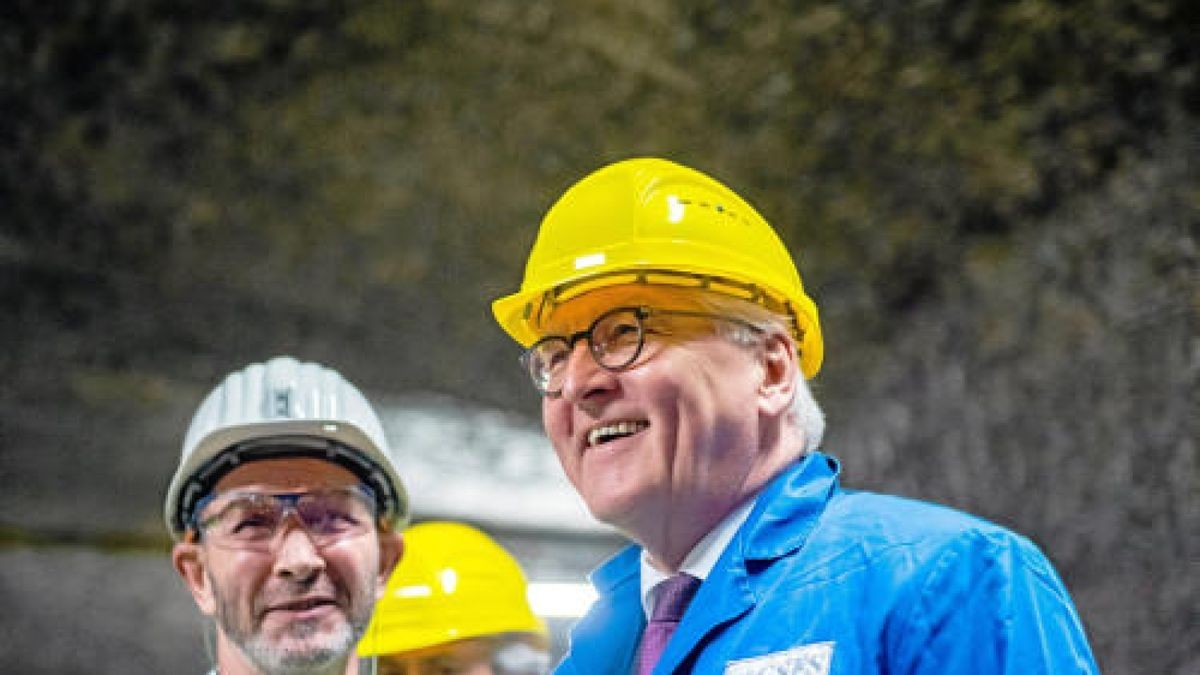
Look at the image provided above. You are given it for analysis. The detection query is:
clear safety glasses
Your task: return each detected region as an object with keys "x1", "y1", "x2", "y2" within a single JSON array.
[
  {"x1": 520, "y1": 305, "x2": 763, "y2": 397},
  {"x1": 191, "y1": 485, "x2": 378, "y2": 551}
]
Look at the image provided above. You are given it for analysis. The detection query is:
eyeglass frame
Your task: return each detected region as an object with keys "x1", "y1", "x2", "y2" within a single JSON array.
[
  {"x1": 519, "y1": 305, "x2": 766, "y2": 397},
  {"x1": 187, "y1": 483, "x2": 380, "y2": 550}
]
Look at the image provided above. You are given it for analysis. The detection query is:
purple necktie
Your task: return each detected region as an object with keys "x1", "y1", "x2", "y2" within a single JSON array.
[{"x1": 637, "y1": 573, "x2": 702, "y2": 675}]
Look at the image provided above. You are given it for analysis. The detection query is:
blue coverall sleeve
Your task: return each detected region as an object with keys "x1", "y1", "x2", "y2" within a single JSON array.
[{"x1": 891, "y1": 530, "x2": 1099, "y2": 674}]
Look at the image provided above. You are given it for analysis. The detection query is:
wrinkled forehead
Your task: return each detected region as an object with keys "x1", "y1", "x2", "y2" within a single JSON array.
[
  {"x1": 538, "y1": 284, "x2": 712, "y2": 333},
  {"x1": 213, "y1": 456, "x2": 360, "y2": 493}
]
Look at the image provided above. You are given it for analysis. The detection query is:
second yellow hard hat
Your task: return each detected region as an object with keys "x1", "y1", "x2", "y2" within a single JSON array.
[{"x1": 358, "y1": 521, "x2": 547, "y2": 657}]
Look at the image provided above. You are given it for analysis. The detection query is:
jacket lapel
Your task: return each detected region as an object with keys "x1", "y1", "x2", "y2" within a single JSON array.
[{"x1": 564, "y1": 546, "x2": 644, "y2": 674}]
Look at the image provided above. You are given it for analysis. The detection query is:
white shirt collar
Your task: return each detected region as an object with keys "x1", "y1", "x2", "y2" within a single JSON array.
[{"x1": 639, "y1": 497, "x2": 757, "y2": 619}]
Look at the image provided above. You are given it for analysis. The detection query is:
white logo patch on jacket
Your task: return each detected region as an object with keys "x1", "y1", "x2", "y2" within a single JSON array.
[{"x1": 723, "y1": 642, "x2": 834, "y2": 675}]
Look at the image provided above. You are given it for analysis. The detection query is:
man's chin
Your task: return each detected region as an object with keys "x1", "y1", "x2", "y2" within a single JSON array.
[
  {"x1": 242, "y1": 621, "x2": 356, "y2": 673},
  {"x1": 582, "y1": 486, "x2": 650, "y2": 531}
]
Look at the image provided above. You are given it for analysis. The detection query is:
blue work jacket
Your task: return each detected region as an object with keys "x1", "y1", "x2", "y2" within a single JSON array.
[{"x1": 556, "y1": 452, "x2": 1099, "y2": 674}]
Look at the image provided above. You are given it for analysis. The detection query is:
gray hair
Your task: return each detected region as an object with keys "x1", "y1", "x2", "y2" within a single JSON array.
[{"x1": 692, "y1": 291, "x2": 826, "y2": 453}]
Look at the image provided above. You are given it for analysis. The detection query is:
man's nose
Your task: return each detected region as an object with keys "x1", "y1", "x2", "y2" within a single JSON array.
[
  {"x1": 271, "y1": 518, "x2": 325, "y2": 581},
  {"x1": 558, "y1": 341, "x2": 616, "y2": 405}
]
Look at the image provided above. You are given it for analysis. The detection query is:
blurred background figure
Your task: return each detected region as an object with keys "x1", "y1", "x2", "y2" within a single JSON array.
[{"x1": 359, "y1": 521, "x2": 551, "y2": 675}]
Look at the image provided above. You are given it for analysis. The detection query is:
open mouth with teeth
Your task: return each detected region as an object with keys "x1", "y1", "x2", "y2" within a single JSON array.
[{"x1": 587, "y1": 421, "x2": 650, "y2": 447}]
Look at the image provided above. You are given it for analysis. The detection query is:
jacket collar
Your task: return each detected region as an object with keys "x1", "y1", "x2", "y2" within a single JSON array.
[
  {"x1": 569, "y1": 546, "x2": 644, "y2": 673},
  {"x1": 740, "y1": 451, "x2": 841, "y2": 562},
  {"x1": 589, "y1": 451, "x2": 841, "y2": 586},
  {"x1": 591, "y1": 543, "x2": 642, "y2": 596}
]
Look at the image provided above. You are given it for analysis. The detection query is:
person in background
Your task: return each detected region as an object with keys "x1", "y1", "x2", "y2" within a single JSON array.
[
  {"x1": 490, "y1": 157, "x2": 1099, "y2": 674},
  {"x1": 166, "y1": 355, "x2": 406, "y2": 675},
  {"x1": 358, "y1": 521, "x2": 550, "y2": 675}
]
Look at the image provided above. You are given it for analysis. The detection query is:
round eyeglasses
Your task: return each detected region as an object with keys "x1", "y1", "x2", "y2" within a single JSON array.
[
  {"x1": 520, "y1": 305, "x2": 764, "y2": 397},
  {"x1": 190, "y1": 485, "x2": 378, "y2": 551}
]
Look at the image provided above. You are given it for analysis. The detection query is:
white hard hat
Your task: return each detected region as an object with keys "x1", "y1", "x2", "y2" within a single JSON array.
[{"x1": 163, "y1": 356, "x2": 408, "y2": 540}]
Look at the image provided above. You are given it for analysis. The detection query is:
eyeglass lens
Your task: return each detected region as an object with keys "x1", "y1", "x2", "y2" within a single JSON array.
[
  {"x1": 197, "y1": 487, "x2": 376, "y2": 549},
  {"x1": 525, "y1": 307, "x2": 646, "y2": 395}
]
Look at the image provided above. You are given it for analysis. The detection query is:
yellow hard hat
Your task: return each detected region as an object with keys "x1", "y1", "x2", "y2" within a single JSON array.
[
  {"x1": 491, "y1": 157, "x2": 824, "y2": 378},
  {"x1": 358, "y1": 521, "x2": 548, "y2": 657}
]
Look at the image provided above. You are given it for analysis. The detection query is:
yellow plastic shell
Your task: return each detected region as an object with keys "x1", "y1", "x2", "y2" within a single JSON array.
[
  {"x1": 358, "y1": 521, "x2": 548, "y2": 657},
  {"x1": 491, "y1": 157, "x2": 823, "y2": 378}
]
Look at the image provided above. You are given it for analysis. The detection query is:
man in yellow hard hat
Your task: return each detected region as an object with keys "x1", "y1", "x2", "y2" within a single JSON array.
[
  {"x1": 491, "y1": 158, "x2": 1098, "y2": 674},
  {"x1": 166, "y1": 356, "x2": 406, "y2": 675},
  {"x1": 358, "y1": 521, "x2": 550, "y2": 675}
]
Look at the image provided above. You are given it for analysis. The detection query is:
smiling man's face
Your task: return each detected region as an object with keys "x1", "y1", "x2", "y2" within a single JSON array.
[
  {"x1": 539, "y1": 286, "x2": 774, "y2": 562},
  {"x1": 174, "y1": 457, "x2": 396, "y2": 674}
]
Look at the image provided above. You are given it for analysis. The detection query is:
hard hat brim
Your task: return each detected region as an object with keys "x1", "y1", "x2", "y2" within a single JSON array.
[{"x1": 163, "y1": 420, "x2": 409, "y2": 539}]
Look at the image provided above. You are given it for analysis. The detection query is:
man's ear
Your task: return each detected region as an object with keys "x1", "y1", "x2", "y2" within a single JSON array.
[
  {"x1": 375, "y1": 530, "x2": 404, "y2": 599},
  {"x1": 757, "y1": 332, "x2": 799, "y2": 418},
  {"x1": 172, "y1": 542, "x2": 216, "y2": 616}
]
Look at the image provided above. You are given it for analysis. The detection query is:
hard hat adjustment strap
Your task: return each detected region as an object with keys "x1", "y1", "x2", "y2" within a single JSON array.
[
  {"x1": 530, "y1": 267, "x2": 805, "y2": 343},
  {"x1": 175, "y1": 437, "x2": 402, "y2": 535}
]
